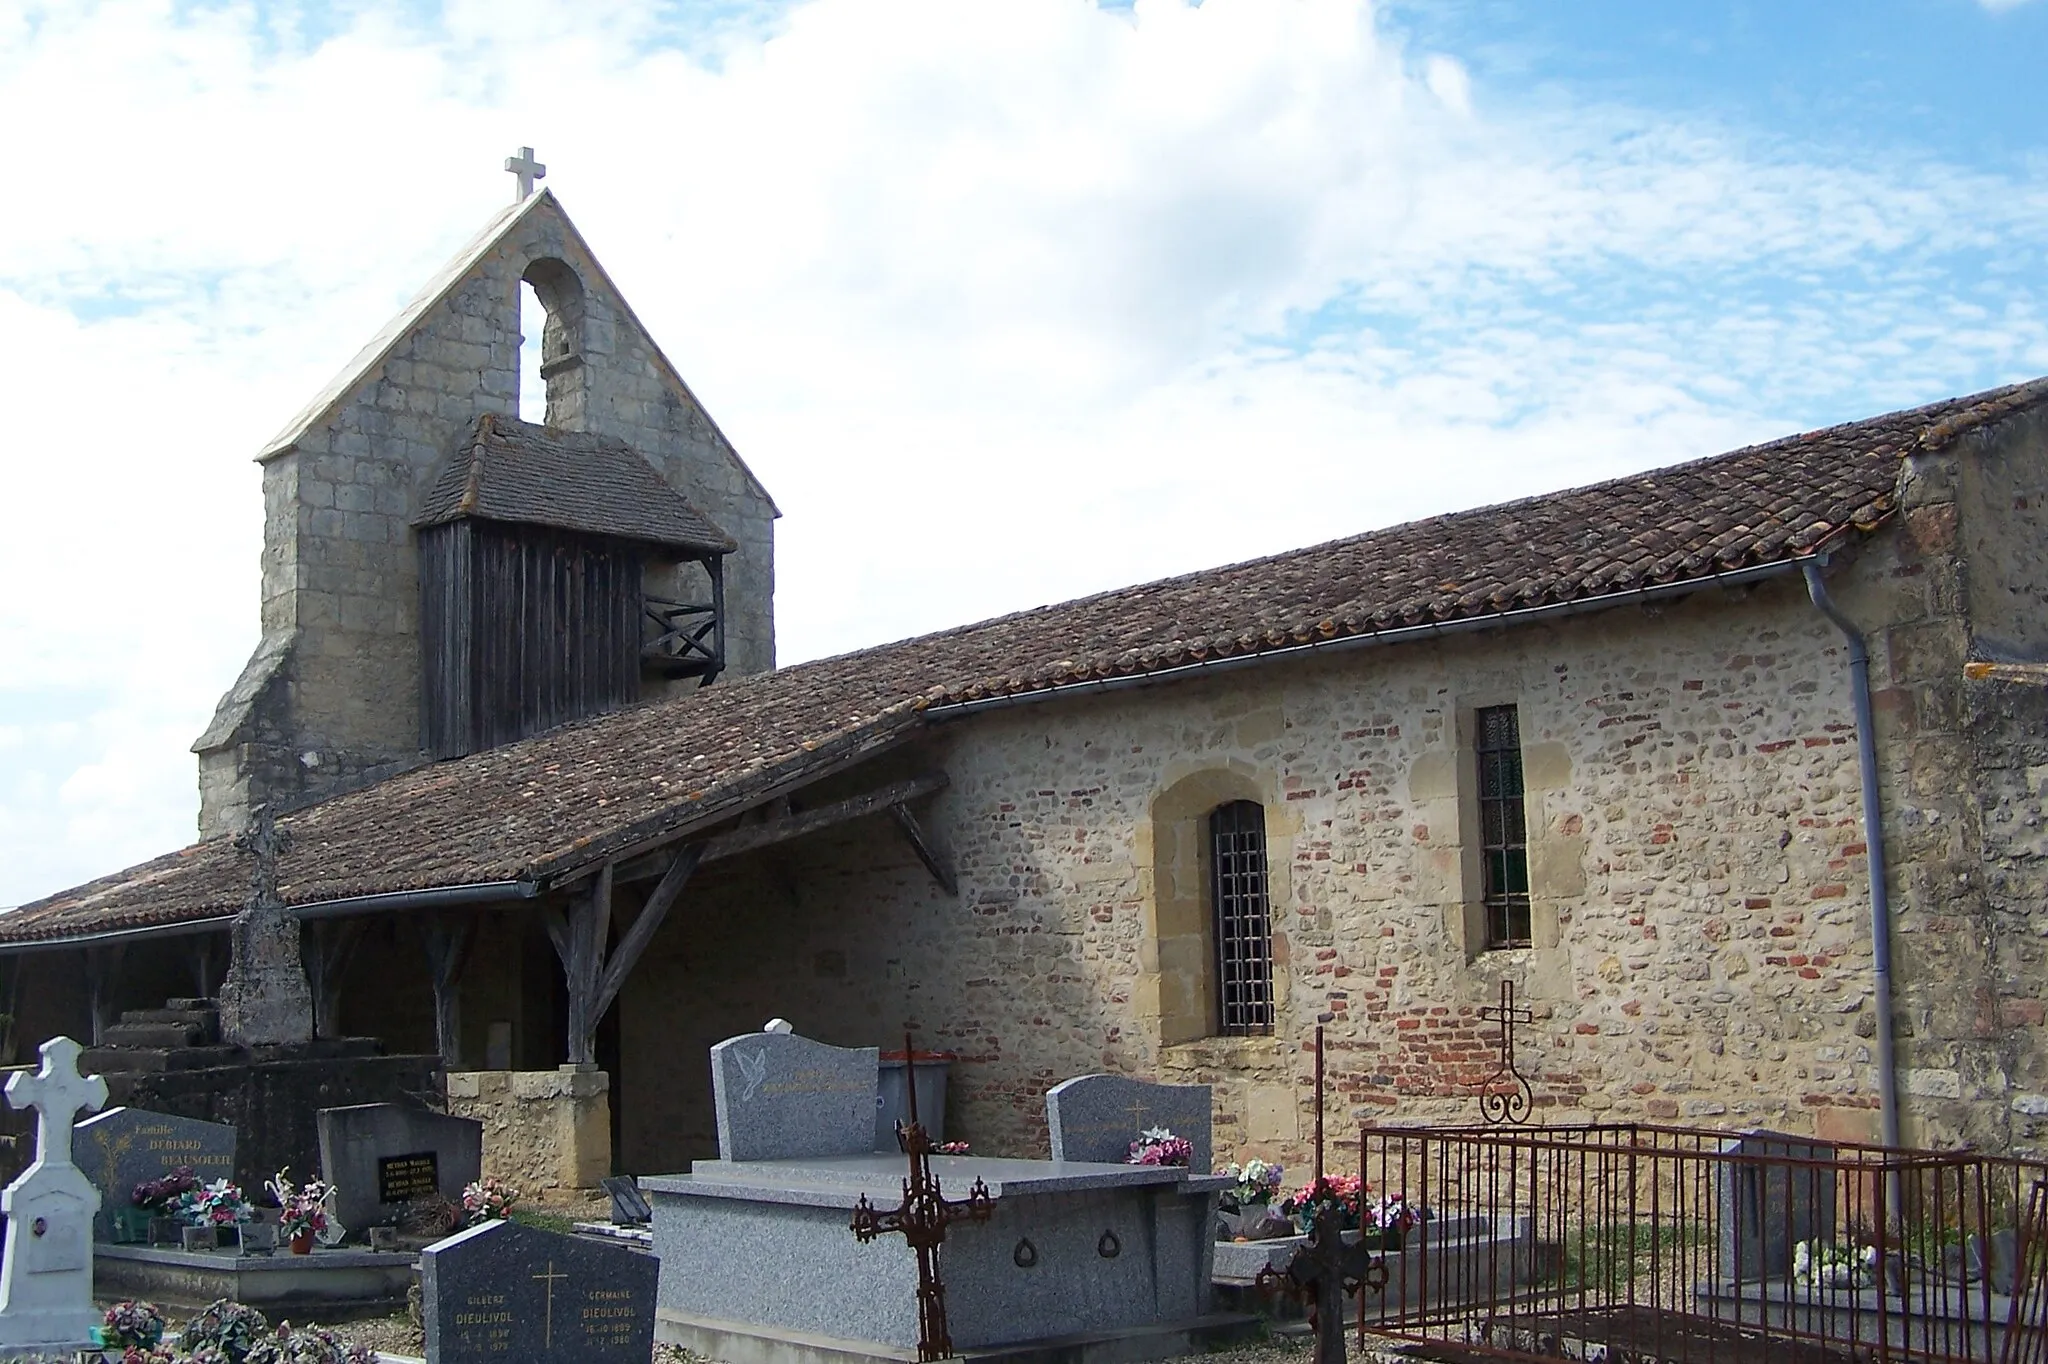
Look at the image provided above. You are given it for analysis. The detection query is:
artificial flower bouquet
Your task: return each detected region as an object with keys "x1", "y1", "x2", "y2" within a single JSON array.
[
  {"x1": 132, "y1": 1167, "x2": 200, "y2": 1214},
  {"x1": 171, "y1": 1179, "x2": 255, "y2": 1230},
  {"x1": 1127, "y1": 1126, "x2": 1193, "y2": 1167},
  {"x1": 1281, "y1": 1174, "x2": 1364, "y2": 1232},
  {"x1": 1792, "y1": 1238, "x2": 1879, "y2": 1290},
  {"x1": 1222, "y1": 1158, "x2": 1286, "y2": 1210},
  {"x1": 103, "y1": 1300, "x2": 167, "y2": 1351},
  {"x1": 461, "y1": 1176, "x2": 519, "y2": 1225},
  {"x1": 265, "y1": 1169, "x2": 335, "y2": 1247}
]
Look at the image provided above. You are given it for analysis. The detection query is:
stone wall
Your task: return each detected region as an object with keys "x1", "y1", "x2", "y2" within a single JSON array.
[
  {"x1": 606, "y1": 410, "x2": 2048, "y2": 1174},
  {"x1": 194, "y1": 194, "x2": 777, "y2": 836},
  {"x1": 446, "y1": 1067, "x2": 611, "y2": 1195}
]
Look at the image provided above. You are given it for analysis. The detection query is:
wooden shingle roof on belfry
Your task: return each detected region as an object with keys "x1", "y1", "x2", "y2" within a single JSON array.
[
  {"x1": 4, "y1": 376, "x2": 2044, "y2": 946},
  {"x1": 416, "y1": 414, "x2": 738, "y2": 556}
]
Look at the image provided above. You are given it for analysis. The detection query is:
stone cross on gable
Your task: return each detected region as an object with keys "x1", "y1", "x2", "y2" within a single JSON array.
[
  {"x1": 5, "y1": 1037, "x2": 106, "y2": 1174},
  {"x1": 505, "y1": 146, "x2": 547, "y2": 202}
]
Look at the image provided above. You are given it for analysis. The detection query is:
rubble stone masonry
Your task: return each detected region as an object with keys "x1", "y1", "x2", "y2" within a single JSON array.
[{"x1": 610, "y1": 409, "x2": 2046, "y2": 1174}]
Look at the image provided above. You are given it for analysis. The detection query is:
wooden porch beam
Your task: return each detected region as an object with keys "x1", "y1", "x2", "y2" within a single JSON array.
[
  {"x1": 889, "y1": 803, "x2": 958, "y2": 897},
  {"x1": 613, "y1": 774, "x2": 950, "y2": 883},
  {"x1": 593, "y1": 844, "x2": 700, "y2": 1024}
]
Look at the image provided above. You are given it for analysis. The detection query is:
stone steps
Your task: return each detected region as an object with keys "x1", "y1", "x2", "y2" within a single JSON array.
[
  {"x1": 96, "y1": 1022, "x2": 209, "y2": 1049},
  {"x1": 121, "y1": 1007, "x2": 218, "y2": 1030},
  {"x1": 82, "y1": 1043, "x2": 246, "y2": 1075}
]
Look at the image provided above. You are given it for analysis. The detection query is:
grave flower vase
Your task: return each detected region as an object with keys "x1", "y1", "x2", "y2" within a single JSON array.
[{"x1": 290, "y1": 1231, "x2": 314, "y2": 1255}]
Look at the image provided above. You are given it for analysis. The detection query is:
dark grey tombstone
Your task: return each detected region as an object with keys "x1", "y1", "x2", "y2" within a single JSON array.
[
  {"x1": 708, "y1": 1030, "x2": 878, "y2": 1162},
  {"x1": 1713, "y1": 1130, "x2": 1837, "y2": 1281},
  {"x1": 1045, "y1": 1073, "x2": 1214, "y2": 1173},
  {"x1": 74, "y1": 1106, "x2": 236, "y2": 1240},
  {"x1": 422, "y1": 1217, "x2": 657, "y2": 1364},
  {"x1": 317, "y1": 1102, "x2": 482, "y2": 1234},
  {"x1": 600, "y1": 1176, "x2": 650, "y2": 1226}
]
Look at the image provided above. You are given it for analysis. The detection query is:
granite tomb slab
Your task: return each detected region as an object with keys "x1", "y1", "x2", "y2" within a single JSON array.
[
  {"x1": 710, "y1": 1030, "x2": 877, "y2": 1162},
  {"x1": 317, "y1": 1102, "x2": 482, "y2": 1234},
  {"x1": 422, "y1": 1217, "x2": 656, "y2": 1364},
  {"x1": 75, "y1": 1106, "x2": 236, "y2": 1241},
  {"x1": 1046, "y1": 1074, "x2": 1213, "y2": 1173}
]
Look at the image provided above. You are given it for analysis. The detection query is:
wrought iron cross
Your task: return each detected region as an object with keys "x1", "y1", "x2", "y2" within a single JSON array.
[
  {"x1": 504, "y1": 146, "x2": 546, "y2": 201},
  {"x1": 850, "y1": 1036, "x2": 994, "y2": 1362},
  {"x1": 233, "y1": 804, "x2": 292, "y2": 909},
  {"x1": 1478, "y1": 978, "x2": 1534, "y2": 1124},
  {"x1": 1261, "y1": 1199, "x2": 1387, "y2": 1364}
]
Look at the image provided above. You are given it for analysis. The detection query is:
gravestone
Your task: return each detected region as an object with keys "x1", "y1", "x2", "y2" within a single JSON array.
[
  {"x1": 317, "y1": 1102, "x2": 482, "y2": 1234},
  {"x1": 75, "y1": 1106, "x2": 236, "y2": 1241},
  {"x1": 422, "y1": 1217, "x2": 656, "y2": 1363},
  {"x1": 708, "y1": 1029, "x2": 877, "y2": 1162},
  {"x1": 1046, "y1": 1073, "x2": 1214, "y2": 1173},
  {"x1": 1713, "y1": 1130, "x2": 1837, "y2": 1281},
  {"x1": 0, "y1": 1037, "x2": 109, "y2": 1354}
]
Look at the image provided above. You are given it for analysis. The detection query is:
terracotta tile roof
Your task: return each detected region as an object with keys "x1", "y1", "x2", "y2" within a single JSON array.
[
  {"x1": 416, "y1": 414, "x2": 737, "y2": 556},
  {"x1": 4, "y1": 376, "x2": 2042, "y2": 945}
]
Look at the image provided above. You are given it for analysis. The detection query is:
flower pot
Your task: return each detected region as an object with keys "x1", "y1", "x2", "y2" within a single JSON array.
[
  {"x1": 290, "y1": 1231, "x2": 315, "y2": 1255},
  {"x1": 110, "y1": 1205, "x2": 153, "y2": 1245}
]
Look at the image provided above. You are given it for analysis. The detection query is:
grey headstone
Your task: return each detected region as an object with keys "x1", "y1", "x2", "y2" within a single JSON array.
[
  {"x1": 709, "y1": 1030, "x2": 878, "y2": 1162},
  {"x1": 422, "y1": 1217, "x2": 656, "y2": 1364},
  {"x1": 74, "y1": 1106, "x2": 237, "y2": 1241},
  {"x1": 601, "y1": 1176, "x2": 650, "y2": 1226},
  {"x1": 317, "y1": 1102, "x2": 482, "y2": 1235},
  {"x1": 1046, "y1": 1074, "x2": 1213, "y2": 1173},
  {"x1": 1713, "y1": 1130, "x2": 1836, "y2": 1281}
]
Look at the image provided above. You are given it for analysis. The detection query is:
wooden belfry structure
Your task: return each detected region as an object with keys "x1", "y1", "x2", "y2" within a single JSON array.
[{"x1": 416, "y1": 414, "x2": 737, "y2": 759}]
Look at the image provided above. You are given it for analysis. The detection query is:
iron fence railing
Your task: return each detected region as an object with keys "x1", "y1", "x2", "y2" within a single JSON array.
[{"x1": 1356, "y1": 1123, "x2": 2048, "y2": 1364}]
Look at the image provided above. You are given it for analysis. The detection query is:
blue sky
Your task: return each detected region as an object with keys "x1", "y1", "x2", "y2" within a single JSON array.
[{"x1": 0, "y1": 0, "x2": 2043, "y2": 908}]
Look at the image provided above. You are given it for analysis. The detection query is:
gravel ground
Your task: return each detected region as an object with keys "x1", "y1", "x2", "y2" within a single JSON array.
[{"x1": 329, "y1": 1314, "x2": 1329, "y2": 1364}]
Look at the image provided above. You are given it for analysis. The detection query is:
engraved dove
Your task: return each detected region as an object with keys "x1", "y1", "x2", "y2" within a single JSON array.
[{"x1": 737, "y1": 1047, "x2": 769, "y2": 1103}]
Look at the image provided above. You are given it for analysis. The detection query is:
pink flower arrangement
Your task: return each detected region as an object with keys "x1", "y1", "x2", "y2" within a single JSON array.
[{"x1": 1126, "y1": 1127, "x2": 1193, "y2": 1167}]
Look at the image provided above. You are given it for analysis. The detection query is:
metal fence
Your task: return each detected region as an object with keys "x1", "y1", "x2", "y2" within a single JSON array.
[{"x1": 1355, "y1": 1123, "x2": 2048, "y2": 1364}]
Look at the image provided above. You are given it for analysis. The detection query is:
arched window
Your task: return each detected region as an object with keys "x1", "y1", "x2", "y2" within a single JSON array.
[
  {"x1": 1209, "y1": 800, "x2": 1274, "y2": 1036},
  {"x1": 518, "y1": 258, "x2": 587, "y2": 427}
]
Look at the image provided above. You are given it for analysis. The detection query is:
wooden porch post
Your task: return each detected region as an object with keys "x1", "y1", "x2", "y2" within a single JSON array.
[
  {"x1": 421, "y1": 915, "x2": 476, "y2": 1070},
  {"x1": 305, "y1": 919, "x2": 367, "y2": 1040},
  {"x1": 545, "y1": 846, "x2": 699, "y2": 1067}
]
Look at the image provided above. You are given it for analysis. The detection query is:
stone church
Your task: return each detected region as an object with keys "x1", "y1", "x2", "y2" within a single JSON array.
[{"x1": 3, "y1": 178, "x2": 2045, "y2": 1192}]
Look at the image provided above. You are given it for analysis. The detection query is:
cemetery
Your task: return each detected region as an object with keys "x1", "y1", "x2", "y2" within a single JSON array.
[{"x1": 0, "y1": 1010, "x2": 2041, "y2": 1364}]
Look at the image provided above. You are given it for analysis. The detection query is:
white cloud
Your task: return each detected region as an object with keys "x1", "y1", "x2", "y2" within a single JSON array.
[{"x1": 0, "y1": 0, "x2": 2044, "y2": 906}]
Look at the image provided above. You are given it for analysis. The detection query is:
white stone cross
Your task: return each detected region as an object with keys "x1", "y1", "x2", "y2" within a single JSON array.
[
  {"x1": 504, "y1": 146, "x2": 547, "y2": 202},
  {"x1": 0, "y1": 1036, "x2": 108, "y2": 1350},
  {"x1": 5, "y1": 1037, "x2": 106, "y2": 1172}
]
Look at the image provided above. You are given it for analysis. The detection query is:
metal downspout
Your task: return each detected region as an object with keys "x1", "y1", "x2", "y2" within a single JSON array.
[{"x1": 1801, "y1": 559, "x2": 1904, "y2": 1150}]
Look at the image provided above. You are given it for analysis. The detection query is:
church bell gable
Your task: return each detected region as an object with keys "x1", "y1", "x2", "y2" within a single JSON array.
[{"x1": 194, "y1": 184, "x2": 776, "y2": 835}]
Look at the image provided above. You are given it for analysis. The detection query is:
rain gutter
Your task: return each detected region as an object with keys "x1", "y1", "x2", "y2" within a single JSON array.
[{"x1": 1801, "y1": 558, "x2": 1904, "y2": 1150}]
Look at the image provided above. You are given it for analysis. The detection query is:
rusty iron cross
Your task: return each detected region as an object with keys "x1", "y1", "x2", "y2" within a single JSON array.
[
  {"x1": 1478, "y1": 978, "x2": 1535, "y2": 1125},
  {"x1": 232, "y1": 804, "x2": 292, "y2": 909},
  {"x1": 850, "y1": 1036, "x2": 994, "y2": 1362}
]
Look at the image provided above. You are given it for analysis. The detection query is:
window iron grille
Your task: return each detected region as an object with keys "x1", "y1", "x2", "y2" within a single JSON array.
[
  {"x1": 1477, "y1": 704, "x2": 1532, "y2": 948},
  {"x1": 1210, "y1": 799, "x2": 1274, "y2": 1035}
]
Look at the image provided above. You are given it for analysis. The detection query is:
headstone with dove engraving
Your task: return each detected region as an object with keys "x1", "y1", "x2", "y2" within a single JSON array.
[
  {"x1": 0, "y1": 1037, "x2": 109, "y2": 1354},
  {"x1": 216, "y1": 804, "x2": 314, "y2": 1047},
  {"x1": 1046, "y1": 1073, "x2": 1214, "y2": 1173},
  {"x1": 708, "y1": 1029, "x2": 878, "y2": 1162}
]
